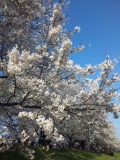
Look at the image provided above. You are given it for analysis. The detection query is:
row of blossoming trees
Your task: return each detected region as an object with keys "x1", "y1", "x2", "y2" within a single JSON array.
[{"x1": 0, "y1": 0, "x2": 120, "y2": 159}]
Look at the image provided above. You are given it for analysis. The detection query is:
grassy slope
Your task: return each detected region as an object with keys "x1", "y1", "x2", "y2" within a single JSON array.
[{"x1": 0, "y1": 147, "x2": 120, "y2": 160}]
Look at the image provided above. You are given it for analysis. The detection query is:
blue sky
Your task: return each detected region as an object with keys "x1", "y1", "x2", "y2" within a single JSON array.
[{"x1": 65, "y1": 0, "x2": 120, "y2": 139}]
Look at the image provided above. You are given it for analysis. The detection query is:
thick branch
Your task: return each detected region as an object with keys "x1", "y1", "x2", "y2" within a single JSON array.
[
  {"x1": 0, "y1": 75, "x2": 8, "y2": 78},
  {"x1": 0, "y1": 101, "x2": 113, "y2": 111}
]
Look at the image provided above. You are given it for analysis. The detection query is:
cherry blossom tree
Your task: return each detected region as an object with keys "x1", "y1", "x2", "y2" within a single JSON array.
[
  {"x1": 93, "y1": 120, "x2": 120, "y2": 150},
  {"x1": 0, "y1": 0, "x2": 120, "y2": 159}
]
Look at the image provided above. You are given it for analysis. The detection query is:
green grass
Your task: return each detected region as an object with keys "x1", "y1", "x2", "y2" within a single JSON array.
[{"x1": 0, "y1": 146, "x2": 120, "y2": 160}]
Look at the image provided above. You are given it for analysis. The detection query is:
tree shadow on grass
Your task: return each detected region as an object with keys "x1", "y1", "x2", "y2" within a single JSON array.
[
  {"x1": 0, "y1": 147, "x2": 115, "y2": 160},
  {"x1": 0, "y1": 150, "x2": 27, "y2": 160}
]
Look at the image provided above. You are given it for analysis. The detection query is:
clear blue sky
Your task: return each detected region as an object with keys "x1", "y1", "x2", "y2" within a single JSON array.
[{"x1": 65, "y1": 0, "x2": 120, "y2": 139}]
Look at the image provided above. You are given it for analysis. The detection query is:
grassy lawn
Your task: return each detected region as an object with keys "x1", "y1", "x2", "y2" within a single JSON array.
[{"x1": 0, "y1": 146, "x2": 120, "y2": 160}]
